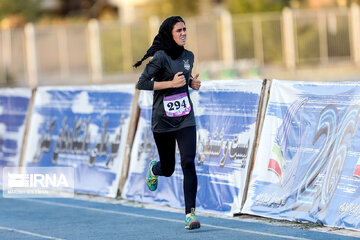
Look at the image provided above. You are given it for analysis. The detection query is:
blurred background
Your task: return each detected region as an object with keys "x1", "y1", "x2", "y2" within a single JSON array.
[{"x1": 0, "y1": 0, "x2": 360, "y2": 87}]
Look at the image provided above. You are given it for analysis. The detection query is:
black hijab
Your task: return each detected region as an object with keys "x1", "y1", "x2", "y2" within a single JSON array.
[{"x1": 133, "y1": 16, "x2": 185, "y2": 68}]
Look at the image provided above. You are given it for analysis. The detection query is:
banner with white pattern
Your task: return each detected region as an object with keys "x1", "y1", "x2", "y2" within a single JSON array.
[
  {"x1": 122, "y1": 79, "x2": 264, "y2": 215},
  {"x1": 242, "y1": 80, "x2": 360, "y2": 230},
  {"x1": 0, "y1": 88, "x2": 32, "y2": 185},
  {"x1": 23, "y1": 85, "x2": 135, "y2": 197}
]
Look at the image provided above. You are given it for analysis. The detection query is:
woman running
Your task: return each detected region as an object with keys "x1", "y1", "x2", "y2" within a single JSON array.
[{"x1": 134, "y1": 16, "x2": 201, "y2": 230}]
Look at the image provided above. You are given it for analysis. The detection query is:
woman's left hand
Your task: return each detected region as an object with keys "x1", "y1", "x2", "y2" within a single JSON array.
[{"x1": 191, "y1": 74, "x2": 201, "y2": 90}]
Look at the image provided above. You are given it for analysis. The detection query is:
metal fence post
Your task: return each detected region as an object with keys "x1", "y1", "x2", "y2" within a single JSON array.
[
  {"x1": 1, "y1": 28, "x2": 12, "y2": 84},
  {"x1": 24, "y1": 23, "x2": 38, "y2": 87},
  {"x1": 149, "y1": 16, "x2": 160, "y2": 43},
  {"x1": 220, "y1": 10, "x2": 234, "y2": 65},
  {"x1": 57, "y1": 27, "x2": 70, "y2": 81},
  {"x1": 88, "y1": 19, "x2": 103, "y2": 84},
  {"x1": 318, "y1": 11, "x2": 329, "y2": 64},
  {"x1": 253, "y1": 15, "x2": 264, "y2": 66},
  {"x1": 282, "y1": 8, "x2": 296, "y2": 69},
  {"x1": 121, "y1": 24, "x2": 133, "y2": 72},
  {"x1": 350, "y1": 3, "x2": 360, "y2": 66}
]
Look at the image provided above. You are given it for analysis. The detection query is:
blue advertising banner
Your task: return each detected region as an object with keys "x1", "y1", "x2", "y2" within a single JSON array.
[
  {"x1": 242, "y1": 80, "x2": 360, "y2": 230},
  {"x1": 0, "y1": 88, "x2": 32, "y2": 185},
  {"x1": 122, "y1": 79, "x2": 264, "y2": 215},
  {"x1": 23, "y1": 85, "x2": 135, "y2": 197}
]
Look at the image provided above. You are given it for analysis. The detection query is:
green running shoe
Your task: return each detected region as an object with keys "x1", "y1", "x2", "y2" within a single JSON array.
[
  {"x1": 185, "y1": 208, "x2": 200, "y2": 230},
  {"x1": 146, "y1": 160, "x2": 158, "y2": 191}
]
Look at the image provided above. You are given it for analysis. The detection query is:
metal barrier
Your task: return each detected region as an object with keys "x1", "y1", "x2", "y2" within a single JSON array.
[{"x1": 0, "y1": 5, "x2": 360, "y2": 87}]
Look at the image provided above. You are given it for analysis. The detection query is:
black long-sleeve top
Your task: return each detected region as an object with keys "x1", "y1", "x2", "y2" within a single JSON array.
[{"x1": 136, "y1": 49, "x2": 196, "y2": 133}]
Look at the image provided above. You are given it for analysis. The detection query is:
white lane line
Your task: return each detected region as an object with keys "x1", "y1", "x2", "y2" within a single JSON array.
[
  {"x1": 20, "y1": 198, "x2": 308, "y2": 240},
  {"x1": 0, "y1": 226, "x2": 65, "y2": 240}
]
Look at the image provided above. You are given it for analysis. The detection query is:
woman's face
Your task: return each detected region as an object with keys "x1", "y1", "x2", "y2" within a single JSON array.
[{"x1": 172, "y1": 21, "x2": 186, "y2": 46}]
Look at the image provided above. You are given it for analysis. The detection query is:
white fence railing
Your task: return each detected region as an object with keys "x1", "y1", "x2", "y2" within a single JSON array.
[{"x1": 1, "y1": 4, "x2": 360, "y2": 87}]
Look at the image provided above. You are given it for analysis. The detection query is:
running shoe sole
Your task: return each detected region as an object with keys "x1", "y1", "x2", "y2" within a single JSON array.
[{"x1": 185, "y1": 221, "x2": 200, "y2": 230}]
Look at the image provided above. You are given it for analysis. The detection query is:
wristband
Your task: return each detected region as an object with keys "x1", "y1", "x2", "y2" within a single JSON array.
[{"x1": 189, "y1": 77, "x2": 193, "y2": 88}]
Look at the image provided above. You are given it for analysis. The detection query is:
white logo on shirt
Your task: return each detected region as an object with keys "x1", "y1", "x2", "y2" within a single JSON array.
[{"x1": 183, "y1": 60, "x2": 190, "y2": 71}]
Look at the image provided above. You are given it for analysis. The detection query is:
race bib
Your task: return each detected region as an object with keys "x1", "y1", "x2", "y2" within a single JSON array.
[{"x1": 163, "y1": 92, "x2": 191, "y2": 117}]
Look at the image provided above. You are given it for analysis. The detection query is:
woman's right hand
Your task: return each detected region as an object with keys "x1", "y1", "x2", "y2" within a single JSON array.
[{"x1": 171, "y1": 72, "x2": 186, "y2": 88}]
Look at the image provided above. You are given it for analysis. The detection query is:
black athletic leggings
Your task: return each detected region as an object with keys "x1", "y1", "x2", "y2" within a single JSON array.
[{"x1": 152, "y1": 126, "x2": 197, "y2": 214}]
